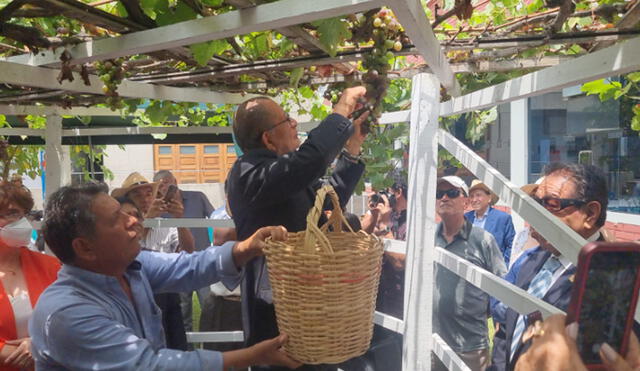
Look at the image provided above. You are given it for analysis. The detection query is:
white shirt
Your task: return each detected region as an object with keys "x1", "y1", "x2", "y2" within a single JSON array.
[{"x1": 140, "y1": 227, "x2": 179, "y2": 253}]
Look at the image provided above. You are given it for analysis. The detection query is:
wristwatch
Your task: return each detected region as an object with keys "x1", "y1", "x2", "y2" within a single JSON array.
[{"x1": 341, "y1": 149, "x2": 362, "y2": 164}]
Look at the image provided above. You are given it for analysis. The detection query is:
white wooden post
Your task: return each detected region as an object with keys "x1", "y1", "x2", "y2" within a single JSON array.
[
  {"x1": 44, "y1": 115, "x2": 70, "y2": 201},
  {"x1": 403, "y1": 73, "x2": 440, "y2": 370},
  {"x1": 509, "y1": 98, "x2": 529, "y2": 231}
]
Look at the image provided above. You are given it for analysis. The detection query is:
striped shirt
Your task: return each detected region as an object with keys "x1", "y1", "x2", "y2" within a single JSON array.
[{"x1": 141, "y1": 227, "x2": 179, "y2": 253}]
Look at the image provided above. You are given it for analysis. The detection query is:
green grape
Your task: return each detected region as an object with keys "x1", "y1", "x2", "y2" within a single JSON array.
[
  {"x1": 373, "y1": 17, "x2": 382, "y2": 27},
  {"x1": 393, "y1": 41, "x2": 403, "y2": 52},
  {"x1": 384, "y1": 39, "x2": 395, "y2": 50}
]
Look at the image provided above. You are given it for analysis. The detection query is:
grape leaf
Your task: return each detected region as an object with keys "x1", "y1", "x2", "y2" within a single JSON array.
[
  {"x1": 156, "y1": 2, "x2": 197, "y2": 27},
  {"x1": 189, "y1": 40, "x2": 231, "y2": 67},
  {"x1": 201, "y1": 0, "x2": 224, "y2": 6},
  {"x1": 311, "y1": 17, "x2": 352, "y2": 57}
]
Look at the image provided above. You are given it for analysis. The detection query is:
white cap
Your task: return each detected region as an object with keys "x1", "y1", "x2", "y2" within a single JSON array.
[{"x1": 437, "y1": 176, "x2": 469, "y2": 196}]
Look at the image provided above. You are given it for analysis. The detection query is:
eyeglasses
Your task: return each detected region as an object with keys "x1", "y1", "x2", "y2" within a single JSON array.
[
  {"x1": 532, "y1": 196, "x2": 587, "y2": 212},
  {"x1": 268, "y1": 114, "x2": 295, "y2": 131},
  {"x1": 436, "y1": 189, "x2": 463, "y2": 199}
]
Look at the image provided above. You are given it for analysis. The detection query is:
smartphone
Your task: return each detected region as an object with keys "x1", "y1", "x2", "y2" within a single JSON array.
[
  {"x1": 566, "y1": 242, "x2": 640, "y2": 369},
  {"x1": 163, "y1": 184, "x2": 178, "y2": 202}
]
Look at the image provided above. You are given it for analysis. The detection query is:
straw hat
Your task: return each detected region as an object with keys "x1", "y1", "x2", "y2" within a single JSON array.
[
  {"x1": 468, "y1": 180, "x2": 499, "y2": 205},
  {"x1": 111, "y1": 172, "x2": 158, "y2": 199}
]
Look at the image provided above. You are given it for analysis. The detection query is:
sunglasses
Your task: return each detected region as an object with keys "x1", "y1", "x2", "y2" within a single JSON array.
[
  {"x1": 532, "y1": 196, "x2": 587, "y2": 212},
  {"x1": 436, "y1": 188, "x2": 463, "y2": 199}
]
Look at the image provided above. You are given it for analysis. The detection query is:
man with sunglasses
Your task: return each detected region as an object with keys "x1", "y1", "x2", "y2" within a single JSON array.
[
  {"x1": 433, "y1": 176, "x2": 507, "y2": 371},
  {"x1": 491, "y1": 163, "x2": 609, "y2": 371},
  {"x1": 226, "y1": 87, "x2": 370, "y2": 371}
]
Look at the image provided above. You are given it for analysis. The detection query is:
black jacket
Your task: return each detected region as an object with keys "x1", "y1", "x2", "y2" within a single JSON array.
[
  {"x1": 226, "y1": 113, "x2": 365, "y2": 350},
  {"x1": 491, "y1": 247, "x2": 576, "y2": 371}
]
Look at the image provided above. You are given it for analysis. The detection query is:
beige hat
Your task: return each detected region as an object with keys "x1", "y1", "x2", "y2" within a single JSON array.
[
  {"x1": 468, "y1": 179, "x2": 499, "y2": 205},
  {"x1": 520, "y1": 177, "x2": 545, "y2": 196},
  {"x1": 437, "y1": 176, "x2": 469, "y2": 196},
  {"x1": 111, "y1": 172, "x2": 158, "y2": 199}
]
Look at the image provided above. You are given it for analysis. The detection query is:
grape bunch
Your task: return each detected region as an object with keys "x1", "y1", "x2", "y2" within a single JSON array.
[
  {"x1": 95, "y1": 59, "x2": 128, "y2": 111},
  {"x1": 353, "y1": 8, "x2": 408, "y2": 131}
]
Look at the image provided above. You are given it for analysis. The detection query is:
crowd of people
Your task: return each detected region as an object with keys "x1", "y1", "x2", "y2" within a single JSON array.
[{"x1": 0, "y1": 84, "x2": 638, "y2": 371}]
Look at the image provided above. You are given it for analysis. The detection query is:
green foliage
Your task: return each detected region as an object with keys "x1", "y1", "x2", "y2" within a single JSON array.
[
  {"x1": 581, "y1": 79, "x2": 623, "y2": 101},
  {"x1": 631, "y1": 105, "x2": 640, "y2": 131},
  {"x1": 190, "y1": 40, "x2": 231, "y2": 67},
  {"x1": 465, "y1": 107, "x2": 497, "y2": 144},
  {"x1": 311, "y1": 17, "x2": 352, "y2": 57}
]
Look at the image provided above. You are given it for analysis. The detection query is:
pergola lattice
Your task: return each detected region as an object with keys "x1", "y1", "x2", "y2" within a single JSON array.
[{"x1": 0, "y1": 0, "x2": 639, "y2": 370}]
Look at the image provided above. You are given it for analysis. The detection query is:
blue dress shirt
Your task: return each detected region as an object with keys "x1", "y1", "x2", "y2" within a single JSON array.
[{"x1": 30, "y1": 242, "x2": 241, "y2": 371}]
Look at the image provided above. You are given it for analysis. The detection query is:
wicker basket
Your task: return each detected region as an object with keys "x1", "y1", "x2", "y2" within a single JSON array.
[{"x1": 263, "y1": 185, "x2": 384, "y2": 364}]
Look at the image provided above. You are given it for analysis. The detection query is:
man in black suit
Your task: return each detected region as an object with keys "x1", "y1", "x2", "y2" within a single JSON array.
[
  {"x1": 225, "y1": 87, "x2": 369, "y2": 371},
  {"x1": 492, "y1": 163, "x2": 609, "y2": 370}
]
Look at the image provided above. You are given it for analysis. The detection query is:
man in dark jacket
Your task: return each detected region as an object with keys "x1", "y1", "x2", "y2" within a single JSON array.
[
  {"x1": 491, "y1": 163, "x2": 609, "y2": 371},
  {"x1": 226, "y1": 87, "x2": 369, "y2": 371}
]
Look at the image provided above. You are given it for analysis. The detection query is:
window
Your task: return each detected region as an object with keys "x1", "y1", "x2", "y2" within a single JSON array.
[
  {"x1": 204, "y1": 145, "x2": 219, "y2": 154},
  {"x1": 180, "y1": 145, "x2": 196, "y2": 155},
  {"x1": 158, "y1": 146, "x2": 172, "y2": 155}
]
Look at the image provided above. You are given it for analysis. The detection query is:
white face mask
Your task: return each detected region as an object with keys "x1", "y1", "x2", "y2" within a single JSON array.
[{"x1": 0, "y1": 217, "x2": 33, "y2": 248}]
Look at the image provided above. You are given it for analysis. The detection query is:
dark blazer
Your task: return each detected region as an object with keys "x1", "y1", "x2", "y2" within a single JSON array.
[
  {"x1": 491, "y1": 246, "x2": 576, "y2": 371},
  {"x1": 226, "y1": 113, "x2": 365, "y2": 355},
  {"x1": 465, "y1": 207, "x2": 515, "y2": 264}
]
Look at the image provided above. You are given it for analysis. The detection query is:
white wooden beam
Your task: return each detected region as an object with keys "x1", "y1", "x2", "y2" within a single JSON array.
[
  {"x1": 186, "y1": 331, "x2": 244, "y2": 343},
  {"x1": 7, "y1": 0, "x2": 381, "y2": 67},
  {"x1": 389, "y1": 0, "x2": 462, "y2": 96},
  {"x1": 403, "y1": 73, "x2": 440, "y2": 370},
  {"x1": 435, "y1": 247, "x2": 564, "y2": 318},
  {"x1": 0, "y1": 61, "x2": 249, "y2": 104},
  {"x1": 44, "y1": 115, "x2": 68, "y2": 200},
  {"x1": 0, "y1": 110, "x2": 411, "y2": 139},
  {"x1": 0, "y1": 104, "x2": 141, "y2": 116},
  {"x1": 432, "y1": 334, "x2": 472, "y2": 371},
  {"x1": 440, "y1": 36, "x2": 640, "y2": 116},
  {"x1": 373, "y1": 311, "x2": 404, "y2": 334},
  {"x1": 509, "y1": 99, "x2": 529, "y2": 232},
  {"x1": 438, "y1": 129, "x2": 586, "y2": 264}
]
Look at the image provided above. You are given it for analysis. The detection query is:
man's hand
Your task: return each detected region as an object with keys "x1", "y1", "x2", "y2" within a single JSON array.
[
  {"x1": 333, "y1": 86, "x2": 367, "y2": 118},
  {"x1": 4, "y1": 337, "x2": 34, "y2": 369},
  {"x1": 145, "y1": 198, "x2": 167, "y2": 218},
  {"x1": 250, "y1": 334, "x2": 302, "y2": 369},
  {"x1": 166, "y1": 198, "x2": 184, "y2": 218},
  {"x1": 344, "y1": 110, "x2": 370, "y2": 156},
  {"x1": 222, "y1": 334, "x2": 302, "y2": 370},
  {"x1": 516, "y1": 314, "x2": 586, "y2": 371},
  {"x1": 232, "y1": 226, "x2": 287, "y2": 267},
  {"x1": 516, "y1": 314, "x2": 640, "y2": 371}
]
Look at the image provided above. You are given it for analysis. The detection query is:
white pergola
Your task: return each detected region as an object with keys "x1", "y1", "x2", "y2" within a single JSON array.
[{"x1": 0, "y1": 0, "x2": 639, "y2": 369}]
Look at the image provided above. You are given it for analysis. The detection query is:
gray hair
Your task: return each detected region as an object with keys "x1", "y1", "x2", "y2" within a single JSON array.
[{"x1": 543, "y1": 162, "x2": 608, "y2": 227}]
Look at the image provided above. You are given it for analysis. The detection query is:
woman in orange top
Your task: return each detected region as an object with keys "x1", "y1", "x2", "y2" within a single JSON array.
[{"x1": 0, "y1": 183, "x2": 60, "y2": 370}]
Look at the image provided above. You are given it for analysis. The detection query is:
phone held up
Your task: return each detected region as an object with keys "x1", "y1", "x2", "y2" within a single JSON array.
[
  {"x1": 566, "y1": 242, "x2": 640, "y2": 370},
  {"x1": 163, "y1": 184, "x2": 178, "y2": 203}
]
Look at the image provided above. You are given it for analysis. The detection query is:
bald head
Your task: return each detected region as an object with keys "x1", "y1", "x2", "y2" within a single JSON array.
[{"x1": 233, "y1": 97, "x2": 281, "y2": 152}]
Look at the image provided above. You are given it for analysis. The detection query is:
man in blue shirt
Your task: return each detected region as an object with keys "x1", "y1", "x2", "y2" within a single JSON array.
[{"x1": 30, "y1": 183, "x2": 300, "y2": 370}]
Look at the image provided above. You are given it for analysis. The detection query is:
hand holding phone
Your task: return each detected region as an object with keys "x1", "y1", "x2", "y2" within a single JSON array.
[
  {"x1": 566, "y1": 242, "x2": 640, "y2": 369},
  {"x1": 163, "y1": 184, "x2": 178, "y2": 203}
]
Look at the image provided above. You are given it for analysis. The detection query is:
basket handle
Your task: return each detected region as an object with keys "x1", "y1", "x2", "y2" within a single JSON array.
[{"x1": 303, "y1": 185, "x2": 355, "y2": 253}]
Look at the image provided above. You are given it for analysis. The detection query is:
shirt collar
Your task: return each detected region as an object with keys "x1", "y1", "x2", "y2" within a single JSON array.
[
  {"x1": 60, "y1": 257, "x2": 143, "y2": 285},
  {"x1": 553, "y1": 231, "x2": 600, "y2": 269},
  {"x1": 436, "y1": 218, "x2": 472, "y2": 242},
  {"x1": 474, "y1": 206, "x2": 491, "y2": 220}
]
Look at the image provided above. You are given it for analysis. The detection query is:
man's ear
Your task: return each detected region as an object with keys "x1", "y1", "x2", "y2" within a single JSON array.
[
  {"x1": 261, "y1": 131, "x2": 277, "y2": 152},
  {"x1": 71, "y1": 237, "x2": 97, "y2": 263},
  {"x1": 583, "y1": 201, "x2": 602, "y2": 230}
]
